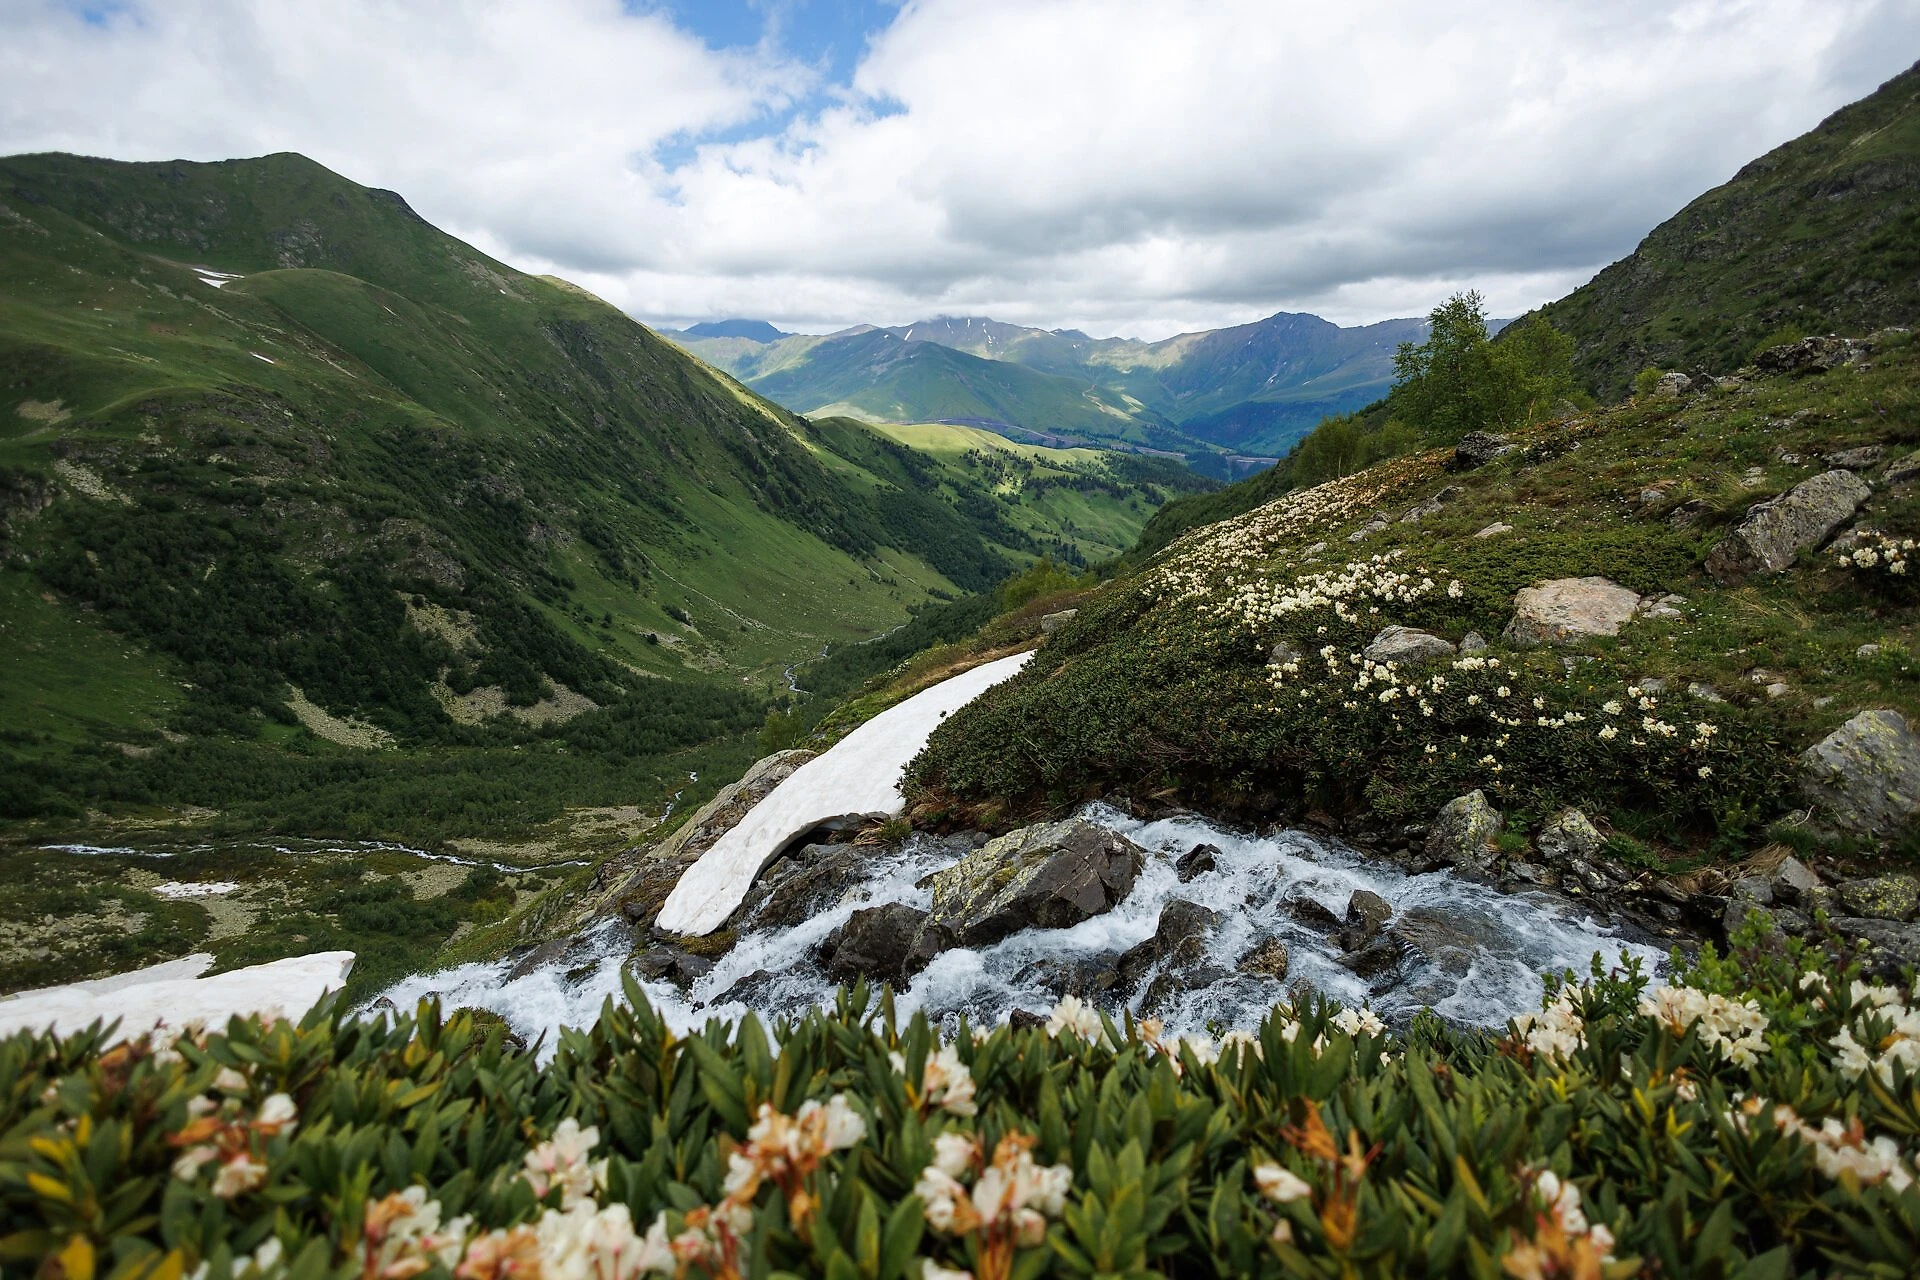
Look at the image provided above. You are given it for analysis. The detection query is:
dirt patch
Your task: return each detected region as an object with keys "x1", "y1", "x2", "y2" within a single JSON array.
[
  {"x1": 286, "y1": 686, "x2": 395, "y2": 749},
  {"x1": 52, "y1": 459, "x2": 131, "y2": 504},
  {"x1": 15, "y1": 398, "x2": 69, "y2": 425}
]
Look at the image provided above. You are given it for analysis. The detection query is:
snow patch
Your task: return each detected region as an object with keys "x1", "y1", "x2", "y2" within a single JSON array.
[
  {"x1": 152, "y1": 881, "x2": 240, "y2": 899},
  {"x1": 0, "y1": 951, "x2": 355, "y2": 1040}
]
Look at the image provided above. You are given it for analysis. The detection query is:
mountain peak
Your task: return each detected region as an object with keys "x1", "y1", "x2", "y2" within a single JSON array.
[{"x1": 683, "y1": 319, "x2": 789, "y2": 342}]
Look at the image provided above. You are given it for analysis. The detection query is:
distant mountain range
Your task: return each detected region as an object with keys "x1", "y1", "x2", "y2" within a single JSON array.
[{"x1": 662, "y1": 309, "x2": 1433, "y2": 465}]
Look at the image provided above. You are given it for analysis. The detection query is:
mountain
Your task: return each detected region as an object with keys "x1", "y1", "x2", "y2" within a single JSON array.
[
  {"x1": 0, "y1": 150, "x2": 1195, "y2": 841},
  {"x1": 669, "y1": 308, "x2": 1430, "y2": 460},
  {"x1": 1537, "y1": 58, "x2": 1920, "y2": 398},
  {"x1": 682, "y1": 319, "x2": 788, "y2": 342}
]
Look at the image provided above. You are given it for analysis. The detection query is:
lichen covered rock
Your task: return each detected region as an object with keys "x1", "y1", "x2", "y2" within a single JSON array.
[
  {"x1": 921, "y1": 818, "x2": 1144, "y2": 948},
  {"x1": 1425, "y1": 791, "x2": 1505, "y2": 876},
  {"x1": 1706, "y1": 469, "x2": 1871, "y2": 583},
  {"x1": 1801, "y1": 709, "x2": 1920, "y2": 841},
  {"x1": 1504, "y1": 578, "x2": 1644, "y2": 647}
]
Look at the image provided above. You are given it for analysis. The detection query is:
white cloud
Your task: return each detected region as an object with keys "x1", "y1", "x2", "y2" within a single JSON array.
[{"x1": 3, "y1": 0, "x2": 1917, "y2": 337}]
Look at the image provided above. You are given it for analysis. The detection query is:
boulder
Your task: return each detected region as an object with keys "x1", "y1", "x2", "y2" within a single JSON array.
[
  {"x1": 1284, "y1": 894, "x2": 1345, "y2": 933},
  {"x1": 1828, "y1": 916, "x2": 1920, "y2": 978},
  {"x1": 1653, "y1": 371, "x2": 1693, "y2": 397},
  {"x1": 1835, "y1": 875, "x2": 1920, "y2": 923},
  {"x1": 1400, "y1": 485, "x2": 1463, "y2": 523},
  {"x1": 1667, "y1": 498, "x2": 1711, "y2": 527},
  {"x1": 1753, "y1": 335, "x2": 1870, "y2": 376},
  {"x1": 1426, "y1": 791, "x2": 1504, "y2": 876},
  {"x1": 825, "y1": 903, "x2": 932, "y2": 985},
  {"x1": 921, "y1": 819, "x2": 1144, "y2": 948},
  {"x1": 1536, "y1": 810, "x2": 1604, "y2": 864},
  {"x1": 1363, "y1": 626, "x2": 1457, "y2": 665},
  {"x1": 1008, "y1": 1008, "x2": 1050, "y2": 1032},
  {"x1": 1771, "y1": 856, "x2": 1823, "y2": 905},
  {"x1": 1883, "y1": 450, "x2": 1920, "y2": 487},
  {"x1": 1800, "y1": 710, "x2": 1920, "y2": 841},
  {"x1": 1473, "y1": 523, "x2": 1513, "y2": 539},
  {"x1": 1014, "y1": 955, "x2": 1122, "y2": 1000},
  {"x1": 1460, "y1": 631, "x2": 1489, "y2": 653},
  {"x1": 734, "y1": 842, "x2": 869, "y2": 930},
  {"x1": 1504, "y1": 577, "x2": 1644, "y2": 647},
  {"x1": 1827, "y1": 445, "x2": 1885, "y2": 471},
  {"x1": 1039, "y1": 609, "x2": 1079, "y2": 635},
  {"x1": 1706, "y1": 470, "x2": 1871, "y2": 584},
  {"x1": 1237, "y1": 938, "x2": 1291, "y2": 980},
  {"x1": 1175, "y1": 843, "x2": 1220, "y2": 882},
  {"x1": 1390, "y1": 907, "x2": 1484, "y2": 977},
  {"x1": 1452, "y1": 432, "x2": 1513, "y2": 470},
  {"x1": 1344, "y1": 889, "x2": 1394, "y2": 940},
  {"x1": 1118, "y1": 899, "x2": 1221, "y2": 987}
]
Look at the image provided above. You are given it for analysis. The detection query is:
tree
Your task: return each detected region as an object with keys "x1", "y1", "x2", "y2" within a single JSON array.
[{"x1": 1390, "y1": 292, "x2": 1578, "y2": 439}]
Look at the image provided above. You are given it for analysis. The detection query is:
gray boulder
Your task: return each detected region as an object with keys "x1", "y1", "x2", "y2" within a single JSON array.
[
  {"x1": 1175, "y1": 843, "x2": 1220, "y2": 882},
  {"x1": 1460, "y1": 631, "x2": 1489, "y2": 653},
  {"x1": 1828, "y1": 916, "x2": 1920, "y2": 978},
  {"x1": 1452, "y1": 432, "x2": 1513, "y2": 470},
  {"x1": 1426, "y1": 791, "x2": 1505, "y2": 876},
  {"x1": 1706, "y1": 469, "x2": 1871, "y2": 584},
  {"x1": 1118, "y1": 899, "x2": 1220, "y2": 985},
  {"x1": 1771, "y1": 856, "x2": 1823, "y2": 904},
  {"x1": 1400, "y1": 485, "x2": 1463, "y2": 524},
  {"x1": 1536, "y1": 809, "x2": 1604, "y2": 864},
  {"x1": 1237, "y1": 938, "x2": 1291, "y2": 980},
  {"x1": 735, "y1": 842, "x2": 869, "y2": 930},
  {"x1": 1505, "y1": 577, "x2": 1644, "y2": 647},
  {"x1": 1363, "y1": 626, "x2": 1457, "y2": 665},
  {"x1": 825, "y1": 903, "x2": 933, "y2": 985},
  {"x1": 921, "y1": 819, "x2": 1144, "y2": 947},
  {"x1": 1390, "y1": 907, "x2": 1486, "y2": 977},
  {"x1": 1653, "y1": 371, "x2": 1693, "y2": 397},
  {"x1": 1754, "y1": 335, "x2": 1870, "y2": 376},
  {"x1": 1883, "y1": 450, "x2": 1920, "y2": 487},
  {"x1": 1039, "y1": 609, "x2": 1079, "y2": 635},
  {"x1": 1800, "y1": 710, "x2": 1920, "y2": 841},
  {"x1": 1827, "y1": 445, "x2": 1885, "y2": 471},
  {"x1": 1835, "y1": 875, "x2": 1920, "y2": 923}
]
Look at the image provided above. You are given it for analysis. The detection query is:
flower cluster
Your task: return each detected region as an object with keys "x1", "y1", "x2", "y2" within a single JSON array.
[
  {"x1": 723, "y1": 1095, "x2": 867, "y2": 1232},
  {"x1": 522, "y1": 1116, "x2": 607, "y2": 1208},
  {"x1": 889, "y1": 1044, "x2": 978, "y2": 1116},
  {"x1": 167, "y1": 1069, "x2": 298, "y2": 1200},
  {"x1": 1735, "y1": 1097, "x2": 1916, "y2": 1192},
  {"x1": 1829, "y1": 981, "x2": 1920, "y2": 1084},
  {"x1": 1044, "y1": 994, "x2": 1113, "y2": 1048},
  {"x1": 1835, "y1": 531, "x2": 1917, "y2": 577},
  {"x1": 915, "y1": 1131, "x2": 1072, "y2": 1280},
  {"x1": 1637, "y1": 986, "x2": 1770, "y2": 1067},
  {"x1": 1510, "y1": 990, "x2": 1586, "y2": 1063},
  {"x1": 1503, "y1": 1167, "x2": 1617, "y2": 1280},
  {"x1": 1215, "y1": 551, "x2": 1448, "y2": 631}
]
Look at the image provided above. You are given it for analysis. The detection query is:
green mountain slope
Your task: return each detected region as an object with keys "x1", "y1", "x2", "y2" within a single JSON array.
[
  {"x1": 0, "y1": 151, "x2": 1190, "y2": 845},
  {"x1": 1537, "y1": 58, "x2": 1920, "y2": 398}
]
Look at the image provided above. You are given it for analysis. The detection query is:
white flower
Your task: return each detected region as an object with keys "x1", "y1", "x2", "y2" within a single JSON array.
[
  {"x1": 1512, "y1": 990, "x2": 1586, "y2": 1062},
  {"x1": 212, "y1": 1155, "x2": 268, "y2": 1199},
  {"x1": 1253, "y1": 1162, "x2": 1313, "y2": 1203},
  {"x1": 1045, "y1": 995, "x2": 1112, "y2": 1047},
  {"x1": 522, "y1": 1117, "x2": 603, "y2": 1208},
  {"x1": 1331, "y1": 1007, "x2": 1387, "y2": 1038},
  {"x1": 933, "y1": 1132, "x2": 979, "y2": 1180}
]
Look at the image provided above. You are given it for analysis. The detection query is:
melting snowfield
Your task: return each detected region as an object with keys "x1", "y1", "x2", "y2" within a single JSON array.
[
  {"x1": 379, "y1": 805, "x2": 1663, "y2": 1052},
  {"x1": 0, "y1": 952, "x2": 356, "y2": 1041}
]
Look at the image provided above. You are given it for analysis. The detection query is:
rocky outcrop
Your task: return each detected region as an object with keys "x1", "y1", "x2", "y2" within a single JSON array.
[
  {"x1": 1800, "y1": 710, "x2": 1920, "y2": 841},
  {"x1": 1451, "y1": 432, "x2": 1512, "y2": 470},
  {"x1": 1175, "y1": 843, "x2": 1220, "y2": 882},
  {"x1": 1753, "y1": 335, "x2": 1871, "y2": 377},
  {"x1": 1504, "y1": 578, "x2": 1644, "y2": 647},
  {"x1": 1706, "y1": 470, "x2": 1871, "y2": 584},
  {"x1": 1362, "y1": 626, "x2": 1457, "y2": 665},
  {"x1": 1426, "y1": 791, "x2": 1504, "y2": 877},
  {"x1": 823, "y1": 903, "x2": 934, "y2": 986},
  {"x1": 1536, "y1": 810, "x2": 1604, "y2": 864},
  {"x1": 1835, "y1": 875, "x2": 1920, "y2": 922},
  {"x1": 1040, "y1": 609, "x2": 1079, "y2": 635},
  {"x1": 732, "y1": 842, "x2": 869, "y2": 930},
  {"x1": 920, "y1": 819, "x2": 1144, "y2": 949}
]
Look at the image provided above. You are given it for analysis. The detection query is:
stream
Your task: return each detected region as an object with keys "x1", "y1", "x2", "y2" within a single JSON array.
[{"x1": 377, "y1": 802, "x2": 1663, "y2": 1048}]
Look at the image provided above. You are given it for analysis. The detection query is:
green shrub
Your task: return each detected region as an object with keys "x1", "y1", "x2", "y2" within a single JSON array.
[{"x1": 7, "y1": 935, "x2": 1920, "y2": 1278}]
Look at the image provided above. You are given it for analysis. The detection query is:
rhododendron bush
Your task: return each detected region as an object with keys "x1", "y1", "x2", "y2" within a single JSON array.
[{"x1": 6, "y1": 938, "x2": 1920, "y2": 1279}]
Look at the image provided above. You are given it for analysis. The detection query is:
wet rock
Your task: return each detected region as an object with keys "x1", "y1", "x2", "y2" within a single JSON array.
[
  {"x1": 1363, "y1": 626, "x2": 1456, "y2": 665},
  {"x1": 1008, "y1": 1008, "x2": 1049, "y2": 1032},
  {"x1": 1452, "y1": 431, "x2": 1513, "y2": 470},
  {"x1": 825, "y1": 903, "x2": 932, "y2": 985},
  {"x1": 1706, "y1": 469, "x2": 1871, "y2": 584},
  {"x1": 714, "y1": 969, "x2": 782, "y2": 1005},
  {"x1": 1345, "y1": 889, "x2": 1394, "y2": 939},
  {"x1": 1800, "y1": 710, "x2": 1920, "y2": 841},
  {"x1": 735, "y1": 843, "x2": 869, "y2": 929},
  {"x1": 1827, "y1": 445, "x2": 1885, "y2": 471},
  {"x1": 1505, "y1": 577, "x2": 1644, "y2": 647},
  {"x1": 1284, "y1": 894, "x2": 1344, "y2": 933},
  {"x1": 1039, "y1": 609, "x2": 1079, "y2": 635},
  {"x1": 1390, "y1": 907, "x2": 1484, "y2": 977},
  {"x1": 1426, "y1": 791, "x2": 1505, "y2": 876},
  {"x1": 507, "y1": 938, "x2": 576, "y2": 981},
  {"x1": 1536, "y1": 809, "x2": 1604, "y2": 864},
  {"x1": 1175, "y1": 843, "x2": 1220, "y2": 882},
  {"x1": 1339, "y1": 937, "x2": 1405, "y2": 981},
  {"x1": 628, "y1": 944, "x2": 713, "y2": 988},
  {"x1": 1237, "y1": 938, "x2": 1291, "y2": 980},
  {"x1": 1836, "y1": 875, "x2": 1920, "y2": 922},
  {"x1": 1118, "y1": 899, "x2": 1221, "y2": 987},
  {"x1": 1015, "y1": 956, "x2": 1122, "y2": 1000},
  {"x1": 922, "y1": 819, "x2": 1145, "y2": 947}
]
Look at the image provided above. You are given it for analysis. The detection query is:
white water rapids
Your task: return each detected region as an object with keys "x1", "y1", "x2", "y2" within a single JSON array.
[{"x1": 378, "y1": 804, "x2": 1663, "y2": 1050}]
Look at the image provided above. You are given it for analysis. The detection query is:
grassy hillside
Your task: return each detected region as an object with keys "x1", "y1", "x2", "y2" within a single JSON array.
[
  {"x1": 1537, "y1": 58, "x2": 1920, "y2": 398},
  {"x1": 0, "y1": 151, "x2": 1188, "y2": 856}
]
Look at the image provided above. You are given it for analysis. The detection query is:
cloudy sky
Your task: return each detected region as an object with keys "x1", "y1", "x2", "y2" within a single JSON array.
[{"x1": 4, "y1": 0, "x2": 1917, "y2": 338}]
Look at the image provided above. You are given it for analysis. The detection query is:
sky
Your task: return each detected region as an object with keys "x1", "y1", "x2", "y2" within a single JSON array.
[{"x1": 3, "y1": 0, "x2": 1917, "y2": 340}]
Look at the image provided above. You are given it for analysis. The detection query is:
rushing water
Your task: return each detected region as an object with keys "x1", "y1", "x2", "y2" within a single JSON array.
[{"x1": 377, "y1": 803, "x2": 1663, "y2": 1050}]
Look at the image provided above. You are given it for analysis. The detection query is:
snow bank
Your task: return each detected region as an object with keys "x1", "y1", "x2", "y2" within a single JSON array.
[
  {"x1": 657, "y1": 651, "x2": 1033, "y2": 936},
  {"x1": 0, "y1": 951, "x2": 356, "y2": 1041}
]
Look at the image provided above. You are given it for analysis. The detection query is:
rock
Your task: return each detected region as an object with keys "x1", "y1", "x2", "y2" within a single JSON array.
[
  {"x1": 1836, "y1": 875, "x2": 1920, "y2": 923},
  {"x1": 1008, "y1": 1008, "x2": 1050, "y2": 1032},
  {"x1": 1858, "y1": 643, "x2": 1882, "y2": 659},
  {"x1": 922, "y1": 819, "x2": 1145, "y2": 948},
  {"x1": 1175, "y1": 843, "x2": 1220, "y2": 882},
  {"x1": 1118, "y1": 899, "x2": 1221, "y2": 987},
  {"x1": 1728, "y1": 875, "x2": 1774, "y2": 906},
  {"x1": 1400, "y1": 486, "x2": 1463, "y2": 523},
  {"x1": 1883, "y1": 450, "x2": 1920, "y2": 487},
  {"x1": 1268, "y1": 639, "x2": 1302, "y2": 666},
  {"x1": 1389, "y1": 907, "x2": 1485, "y2": 977},
  {"x1": 1039, "y1": 609, "x2": 1079, "y2": 635},
  {"x1": 1765, "y1": 682, "x2": 1790, "y2": 700},
  {"x1": 1800, "y1": 710, "x2": 1920, "y2": 841},
  {"x1": 1452, "y1": 432, "x2": 1513, "y2": 470},
  {"x1": 825, "y1": 903, "x2": 932, "y2": 985},
  {"x1": 1705, "y1": 469, "x2": 1872, "y2": 584},
  {"x1": 1828, "y1": 916, "x2": 1920, "y2": 978},
  {"x1": 1284, "y1": 894, "x2": 1344, "y2": 933},
  {"x1": 1015, "y1": 955, "x2": 1122, "y2": 1000},
  {"x1": 1425, "y1": 791, "x2": 1505, "y2": 876},
  {"x1": 1653, "y1": 371, "x2": 1693, "y2": 397},
  {"x1": 1473, "y1": 522, "x2": 1513, "y2": 539},
  {"x1": 1536, "y1": 810, "x2": 1604, "y2": 864},
  {"x1": 1504, "y1": 577, "x2": 1644, "y2": 647},
  {"x1": 1687, "y1": 682, "x2": 1725, "y2": 703},
  {"x1": 735, "y1": 843, "x2": 869, "y2": 930},
  {"x1": 1338, "y1": 936, "x2": 1405, "y2": 981},
  {"x1": 1640, "y1": 593, "x2": 1687, "y2": 621},
  {"x1": 1344, "y1": 889, "x2": 1394, "y2": 940},
  {"x1": 1771, "y1": 856, "x2": 1823, "y2": 905},
  {"x1": 1667, "y1": 498, "x2": 1711, "y2": 527},
  {"x1": 508, "y1": 938, "x2": 577, "y2": 981},
  {"x1": 1348, "y1": 517, "x2": 1389, "y2": 543},
  {"x1": 1458, "y1": 631, "x2": 1489, "y2": 654},
  {"x1": 1827, "y1": 445, "x2": 1885, "y2": 471},
  {"x1": 1753, "y1": 335, "x2": 1871, "y2": 376},
  {"x1": 1723, "y1": 898, "x2": 1779, "y2": 939},
  {"x1": 1237, "y1": 938, "x2": 1291, "y2": 980},
  {"x1": 1362, "y1": 626, "x2": 1457, "y2": 665},
  {"x1": 627, "y1": 945, "x2": 713, "y2": 988}
]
